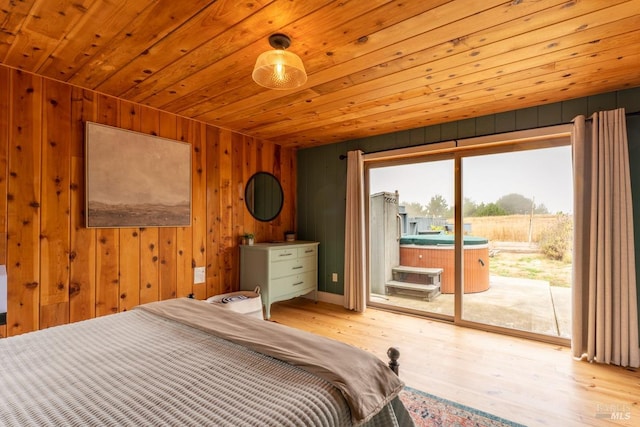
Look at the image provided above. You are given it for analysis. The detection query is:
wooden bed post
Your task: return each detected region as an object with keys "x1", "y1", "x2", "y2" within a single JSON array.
[{"x1": 387, "y1": 347, "x2": 400, "y2": 375}]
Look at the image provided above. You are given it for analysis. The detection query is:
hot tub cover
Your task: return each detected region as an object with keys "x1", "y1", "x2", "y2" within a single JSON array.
[{"x1": 399, "y1": 233, "x2": 488, "y2": 246}]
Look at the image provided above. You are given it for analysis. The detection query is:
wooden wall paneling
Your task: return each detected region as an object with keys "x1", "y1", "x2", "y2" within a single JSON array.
[
  {"x1": 283, "y1": 145, "x2": 296, "y2": 233},
  {"x1": 242, "y1": 135, "x2": 257, "y2": 239},
  {"x1": 260, "y1": 140, "x2": 274, "y2": 239},
  {"x1": 39, "y1": 79, "x2": 72, "y2": 328},
  {"x1": 0, "y1": 66, "x2": 9, "y2": 265},
  {"x1": 0, "y1": 66, "x2": 297, "y2": 330},
  {"x1": 230, "y1": 132, "x2": 244, "y2": 290},
  {"x1": 232, "y1": 134, "x2": 243, "y2": 237},
  {"x1": 236, "y1": 135, "x2": 253, "y2": 293},
  {"x1": 206, "y1": 125, "x2": 221, "y2": 296},
  {"x1": 190, "y1": 121, "x2": 207, "y2": 299},
  {"x1": 260, "y1": 146, "x2": 271, "y2": 241},
  {"x1": 175, "y1": 225, "x2": 193, "y2": 298},
  {"x1": 254, "y1": 139, "x2": 269, "y2": 240},
  {"x1": 265, "y1": 142, "x2": 278, "y2": 237},
  {"x1": 139, "y1": 226, "x2": 159, "y2": 304},
  {"x1": 117, "y1": 102, "x2": 141, "y2": 311},
  {"x1": 277, "y1": 143, "x2": 290, "y2": 236},
  {"x1": 271, "y1": 143, "x2": 283, "y2": 237},
  {"x1": 118, "y1": 228, "x2": 140, "y2": 311},
  {"x1": 6, "y1": 70, "x2": 43, "y2": 335},
  {"x1": 218, "y1": 129, "x2": 233, "y2": 294},
  {"x1": 69, "y1": 88, "x2": 97, "y2": 322},
  {"x1": 175, "y1": 118, "x2": 194, "y2": 298},
  {"x1": 158, "y1": 111, "x2": 178, "y2": 300},
  {"x1": 0, "y1": 66, "x2": 8, "y2": 338},
  {"x1": 94, "y1": 95, "x2": 120, "y2": 317},
  {"x1": 138, "y1": 108, "x2": 161, "y2": 304},
  {"x1": 119, "y1": 101, "x2": 141, "y2": 133}
]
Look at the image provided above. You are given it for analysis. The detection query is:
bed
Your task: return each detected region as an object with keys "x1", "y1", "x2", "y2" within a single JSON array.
[{"x1": 0, "y1": 298, "x2": 413, "y2": 426}]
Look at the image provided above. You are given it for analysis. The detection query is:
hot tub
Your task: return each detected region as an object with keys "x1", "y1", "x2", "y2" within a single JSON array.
[{"x1": 399, "y1": 233, "x2": 489, "y2": 293}]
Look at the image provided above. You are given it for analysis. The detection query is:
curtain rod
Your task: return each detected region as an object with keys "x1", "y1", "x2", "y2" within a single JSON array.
[
  {"x1": 338, "y1": 109, "x2": 640, "y2": 159},
  {"x1": 584, "y1": 109, "x2": 640, "y2": 121}
]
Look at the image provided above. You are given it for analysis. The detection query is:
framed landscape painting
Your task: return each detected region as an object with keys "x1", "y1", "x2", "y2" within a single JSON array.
[{"x1": 85, "y1": 122, "x2": 191, "y2": 228}]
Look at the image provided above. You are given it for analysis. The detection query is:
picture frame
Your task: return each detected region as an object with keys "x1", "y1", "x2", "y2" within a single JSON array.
[{"x1": 85, "y1": 122, "x2": 191, "y2": 228}]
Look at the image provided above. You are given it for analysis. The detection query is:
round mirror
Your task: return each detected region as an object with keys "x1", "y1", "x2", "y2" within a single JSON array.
[{"x1": 245, "y1": 172, "x2": 283, "y2": 222}]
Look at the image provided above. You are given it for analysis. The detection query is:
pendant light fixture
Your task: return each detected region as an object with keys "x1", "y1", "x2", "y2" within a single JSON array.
[{"x1": 252, "y1": 33, "x2": 307, "y2": 90}]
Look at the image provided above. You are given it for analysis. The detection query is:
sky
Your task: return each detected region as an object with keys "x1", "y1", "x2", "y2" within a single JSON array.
[{"x1": 369, "y1": 145, "x2": 573, "y2": 214}]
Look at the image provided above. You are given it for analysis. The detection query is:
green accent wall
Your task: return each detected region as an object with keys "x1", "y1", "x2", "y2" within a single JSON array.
[{"x1": 297, "y1": 87, "x2": 640, "y2": 297}]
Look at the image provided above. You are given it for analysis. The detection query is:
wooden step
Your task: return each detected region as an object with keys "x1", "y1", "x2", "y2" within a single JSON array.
[
  {"x1": 391, "y1": 265, "x2": 442, "y2": 286},
  {"x1": 386, "y1": 281, "x2": 439, "y2": 292},
  {"x1": 391, "y1": 265, "x2": 443, "y2": 275},
  {"x1": 385, "y1": 280, "x2": 441, "y2": 301}
]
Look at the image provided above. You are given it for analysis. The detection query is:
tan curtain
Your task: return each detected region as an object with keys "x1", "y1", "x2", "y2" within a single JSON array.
[
  {"x1": 344, "y1": 150, "x2": 366, "y2": 312},
  {"x1": 572, "y1": 108, "x2": 640, "y2": 368}
]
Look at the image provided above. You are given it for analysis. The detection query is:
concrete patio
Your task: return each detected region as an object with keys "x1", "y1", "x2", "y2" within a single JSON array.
[{"x1": 371, "y1": 275, "x2": 571, "y2": 338}]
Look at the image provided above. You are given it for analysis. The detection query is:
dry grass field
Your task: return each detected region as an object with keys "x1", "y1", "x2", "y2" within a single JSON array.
[
  {"x1": 465, "y1": 214, "x2": 573, "y2": 287},
  {"x1": 465, "y1": 214, "x2": 567, "y2": 243}
]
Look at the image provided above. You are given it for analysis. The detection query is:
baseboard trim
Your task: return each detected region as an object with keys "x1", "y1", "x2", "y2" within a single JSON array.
[{"x1": 303, "y1": 291, "x2": 343, "y2": 306}]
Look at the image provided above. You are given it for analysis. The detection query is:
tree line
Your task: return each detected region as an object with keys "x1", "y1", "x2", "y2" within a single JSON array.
[{"x1": 403, "y1": 193, "x2": 550, "y2": 218}]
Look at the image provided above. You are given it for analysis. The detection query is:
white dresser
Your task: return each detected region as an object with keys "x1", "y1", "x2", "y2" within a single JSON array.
[{"x1": 240, "y1": 241, "x2": 319, "y2": 319}]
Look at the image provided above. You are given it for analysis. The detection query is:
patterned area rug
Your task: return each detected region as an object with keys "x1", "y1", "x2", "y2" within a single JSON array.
[{"x1": 399, "y1": 387, "x2": 527, "y2": 427}]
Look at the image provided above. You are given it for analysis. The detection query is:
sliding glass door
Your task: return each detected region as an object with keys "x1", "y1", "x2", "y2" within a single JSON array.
[
  {"x1": 460, "y1": 146, "x2": 573, "y2": 338},
  {"x1": 366, "y1": 129, "x2": 573, "y2": 342},
  {"x1": 368, "y1": 157, "x2": 455, "y2": 320}
]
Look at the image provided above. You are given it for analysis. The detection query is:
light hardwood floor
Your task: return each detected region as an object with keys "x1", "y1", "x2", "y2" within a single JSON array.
[{"x1": 269, "y1": 298, "x2": 639, "y2": 427}]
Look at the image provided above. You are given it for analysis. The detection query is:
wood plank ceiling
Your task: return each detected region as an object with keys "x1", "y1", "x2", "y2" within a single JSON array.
[{"x1": 1, "y1": 0, "x2": 639, "y2": 148}]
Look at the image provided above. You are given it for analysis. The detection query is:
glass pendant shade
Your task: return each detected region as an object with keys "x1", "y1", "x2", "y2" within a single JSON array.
[{"x1": 252, "y1": 49, "x2": 307, "y2": 90}]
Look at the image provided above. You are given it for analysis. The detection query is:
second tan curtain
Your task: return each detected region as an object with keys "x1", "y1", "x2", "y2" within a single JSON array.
[
  {"x1": 572, "y1": 108, "x2": 640, "y2": 368},
  {"x1": 344, "y1": 150, "x2": 366, "y2": 312}
]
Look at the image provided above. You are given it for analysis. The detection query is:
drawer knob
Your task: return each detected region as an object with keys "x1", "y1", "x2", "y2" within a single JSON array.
[
  {"x1": 292, "y1": 266, "x2": 303, "y2": 270},
  {"x1": 292, "y1": 281, "x2": 304, "y2": 286}
]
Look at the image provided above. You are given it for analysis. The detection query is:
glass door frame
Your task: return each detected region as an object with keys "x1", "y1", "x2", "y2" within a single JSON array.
[
  {"x1": 365, "y1": 143, "x2": 456, "y2": 323},
  {"x1": 364, "y1": 125, "x2": 572, "y2": 346}
]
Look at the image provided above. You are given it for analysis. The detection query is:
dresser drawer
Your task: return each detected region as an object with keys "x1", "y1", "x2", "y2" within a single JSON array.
[
  {"x1": 271, "y1": 247, "x2": 297, "y2": 260},
  {"x1": 270, "y1": 255, "x2": 316, "y2": 278},
  {"x1": 270, "y1": 270, "x2": 316, "y2": 299},
  {"x1": 297, "y1": 245, "x2": 317, "y2": 258}
]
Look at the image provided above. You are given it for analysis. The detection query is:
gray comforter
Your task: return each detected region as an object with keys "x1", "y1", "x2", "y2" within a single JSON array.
[{"x1": 0, "y1": 298, "x2": 413, "y2": 426}]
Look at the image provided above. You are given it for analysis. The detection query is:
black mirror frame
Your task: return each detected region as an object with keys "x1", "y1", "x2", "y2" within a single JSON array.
[{"x1": 244, "y1": 171, "x2": 284, "y2": 222}]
